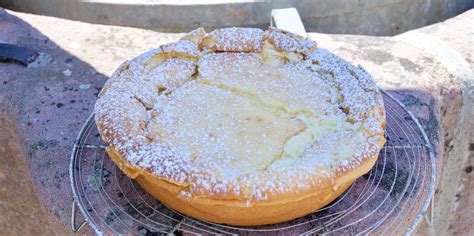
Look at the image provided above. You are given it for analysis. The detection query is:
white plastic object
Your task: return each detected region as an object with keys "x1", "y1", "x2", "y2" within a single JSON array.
[{"x1": 270, "y1": 8, "x2": 307, "y2": 38}]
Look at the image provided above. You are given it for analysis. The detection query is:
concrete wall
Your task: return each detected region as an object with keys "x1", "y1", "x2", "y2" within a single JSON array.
[{"x1": 1, "y1": 0, "x2": 473, "y2": 35}]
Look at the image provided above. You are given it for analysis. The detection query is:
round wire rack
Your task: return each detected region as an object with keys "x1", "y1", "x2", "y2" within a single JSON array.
[{"x1": 69, "y1": 90, "x2": 435, "y2": 235}]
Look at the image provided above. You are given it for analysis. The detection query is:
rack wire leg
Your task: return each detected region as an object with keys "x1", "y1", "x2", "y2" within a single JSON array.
[
  {"x1": 424, "y1": 194, "x2": 434, "y2": 226},
  {"x1": 71, "y1": 199, "x2": 88, "y2": 233}
]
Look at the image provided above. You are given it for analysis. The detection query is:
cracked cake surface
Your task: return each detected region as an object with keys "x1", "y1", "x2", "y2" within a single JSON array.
[{"x1": 94, "y1": 27, "x2": 386, "y2": 225}]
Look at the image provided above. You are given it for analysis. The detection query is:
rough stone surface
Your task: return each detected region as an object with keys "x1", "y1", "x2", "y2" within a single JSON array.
[
  {"x1": 0, "y1": 106, "x2": 61, "y2": 235},
  {"x1": 0, "y1": 7, "x2": 472, "y2": 235},
  {"x1": 308, "y1": 11, "x2": 474, "y2": 234},
  {"x1": 1, "y1": 0, "x2": 473, "y2": 36},
  {"x1": 393, "y1": 12, "x2": 474, "y2": 235}
]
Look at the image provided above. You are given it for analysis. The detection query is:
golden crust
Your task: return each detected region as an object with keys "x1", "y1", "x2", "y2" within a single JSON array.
[
  {"x1": 106, "y1": 145, "x2": 379, "y2": 225},
  {"x1": 95, "y1": 27, "x2": 386, "y2": 226}
]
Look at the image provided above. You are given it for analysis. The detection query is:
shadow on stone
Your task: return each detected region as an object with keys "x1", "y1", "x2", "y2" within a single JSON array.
[{"x1": 0, "y1": 8, "x2": 109, "y2": 234}]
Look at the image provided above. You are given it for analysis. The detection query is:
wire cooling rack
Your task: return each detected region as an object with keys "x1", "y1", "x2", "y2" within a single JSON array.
[{"x1": 69, "y1": 90, "x2": 435, "y2": 235}]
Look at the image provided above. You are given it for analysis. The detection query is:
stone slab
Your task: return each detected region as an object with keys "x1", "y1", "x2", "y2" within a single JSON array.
[
  {"x1": 0, "y1": 105, "x2": 61, "y2": 235},
  {"x1": 0, "y1": 8, "x2": 472, "y2": 235}
]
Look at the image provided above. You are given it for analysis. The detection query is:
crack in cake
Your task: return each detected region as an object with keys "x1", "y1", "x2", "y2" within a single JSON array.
[{"x1": 94, "y1": 27, "x2": 386, "y2": 226}]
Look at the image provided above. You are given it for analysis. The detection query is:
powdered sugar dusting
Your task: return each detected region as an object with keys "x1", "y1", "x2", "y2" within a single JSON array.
[
  {"x1": 203, "y1": 27, "x2": 264, "y2": 52},
  {"x1": 264, "y1": 27, "x2": 317, "y2": 55},
  {"x1": 161, "y1": 40, "x2": 198, "y2": 58},
  {"x1": 95, "y1": 27, "x2": 386, "y2": 203},
  {"x1": 306, "y1": 48, "x2": 385, "y2": 127}
]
